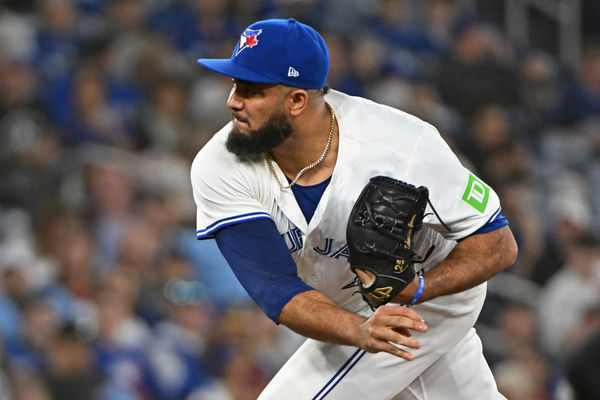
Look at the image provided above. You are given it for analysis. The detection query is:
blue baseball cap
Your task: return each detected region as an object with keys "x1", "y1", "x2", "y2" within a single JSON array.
[{"x1": 197, "y1": 18, "x2": 329, "y2": 90}]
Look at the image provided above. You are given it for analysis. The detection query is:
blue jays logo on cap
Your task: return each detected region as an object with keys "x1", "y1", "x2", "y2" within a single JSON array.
[
  {"x1": 236, "y1": 28, "x2": 262, "y2": 56},
  {"x1": 197, "y1": 19, "x2": 329, "y2": 89}
]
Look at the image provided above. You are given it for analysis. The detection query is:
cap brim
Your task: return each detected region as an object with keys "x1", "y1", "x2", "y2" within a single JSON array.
[{"x1": 197, "y1": 59, "x2": 278, "y2": 84}]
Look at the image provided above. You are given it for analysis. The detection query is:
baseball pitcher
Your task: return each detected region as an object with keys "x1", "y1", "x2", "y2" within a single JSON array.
[{"x1": 192, "y1": 18, "x2": 517, "y2": 399}]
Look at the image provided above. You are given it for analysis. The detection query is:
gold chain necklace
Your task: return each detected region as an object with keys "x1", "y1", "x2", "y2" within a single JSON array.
[{"x1": 267, "y1": 103, "x2": 335, "y2": 190}]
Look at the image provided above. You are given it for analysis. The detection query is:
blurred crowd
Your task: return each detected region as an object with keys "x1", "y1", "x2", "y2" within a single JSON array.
[{"x1": 1, "y1": 0, "x2": 600, "y2": 399}]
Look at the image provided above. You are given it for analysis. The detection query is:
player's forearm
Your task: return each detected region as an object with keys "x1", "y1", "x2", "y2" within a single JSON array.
[
  {"x1": 279, "y1": 289, "x2": 426, "y2": 360},
  {"x1": 418, "y1": 225, "x2": 518, "y2": 303},
  {"x1": 278, "y1": 289, "x2": 365, "y2": 346}
]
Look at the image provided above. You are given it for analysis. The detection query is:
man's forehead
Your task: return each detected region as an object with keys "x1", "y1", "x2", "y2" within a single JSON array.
[
  {"x1": 233, "y1": 78, "x2": 279, "y2": 90},
  {"x1": 234, "y1": 78, "x2": 303, "y2": 92}
]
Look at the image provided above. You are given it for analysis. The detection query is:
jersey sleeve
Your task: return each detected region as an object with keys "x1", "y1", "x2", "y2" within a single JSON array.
[
  {"x1": 407, "y1": 124, "x2": 502, "y2": 240},
  {"x1": 215, "y1": 218, "x2": 314, "y2": 323},
  {"x1": 190, "y1": 136, "x2": 271, "y2": 239}
]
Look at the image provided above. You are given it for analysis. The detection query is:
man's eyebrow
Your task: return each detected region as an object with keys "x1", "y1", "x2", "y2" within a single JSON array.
[
  {"x1": 233, "y1": 78, "x2": 254, "y2": 86},
  {"x1": 233, "y1": 78, "x2": 275, "y2": 89}
]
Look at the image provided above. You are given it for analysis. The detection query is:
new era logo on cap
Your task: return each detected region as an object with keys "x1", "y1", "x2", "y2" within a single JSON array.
[{"x1": 288, "y1": 66, "x2": 299, "y2": 77}]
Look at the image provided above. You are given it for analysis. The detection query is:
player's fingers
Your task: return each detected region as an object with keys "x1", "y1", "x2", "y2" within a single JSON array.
[
  {"x1": 377, "y1": 315, "x2": 427, "y2": 333},
  {"x1": 377, "y1": 305, "x2": 424, "y2": 322},
  {"x1": 366, "y1": 340, "x2": 416, "y2": 361},
  {"x1": 393, "y1": 327, "x2": 411, "y2": 337},
  {"x1": 369, "y1": 326, "x2": 421, "y2": 349},
  {"x1": 385, "y1": 345, "x2": 415, "y2": 361},
  {"x1": 384, "y1": 344, "x2": 415, "y2": 361},
  {"x1": 355, "y1": 268, "x2": 375, "y2": 286},
  {"x1": 383, "y1": 329, "x2": 421, "y2": 350}
]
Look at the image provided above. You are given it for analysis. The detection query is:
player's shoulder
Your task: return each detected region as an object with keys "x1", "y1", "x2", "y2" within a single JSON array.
[
  {"x1": 191, "y1": 122, "x2": 235, "y2": 175},
  {"x1": 327, "y1": 89, "x2": 430, "y2": 124},
  {"x1": 326, "y1": 89, "x2": 439, "y2": 149},
  {"x1": 190, "y1": 122, "x2": 267, "y2": 194}
]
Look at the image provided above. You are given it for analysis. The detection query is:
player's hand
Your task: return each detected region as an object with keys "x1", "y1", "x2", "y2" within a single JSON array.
[
  {"x1": 356, "y1": 305, "x2": 427, "y2": 360},
  {"x1": 354, "y1": 268, "x2": 375, "y2": 286},
  {"x1": 355, "y1": 268, "x2": 420, "y2": 304}
]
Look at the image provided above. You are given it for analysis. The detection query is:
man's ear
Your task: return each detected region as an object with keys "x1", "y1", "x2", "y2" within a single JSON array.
[{"x1": 287, "y1": 89, "x2": 309, "y2": 117}]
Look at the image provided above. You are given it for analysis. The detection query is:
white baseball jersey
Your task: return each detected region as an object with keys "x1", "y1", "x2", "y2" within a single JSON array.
[{"x1": 191, "y1": 89, "x2": 506, "y2": 399}]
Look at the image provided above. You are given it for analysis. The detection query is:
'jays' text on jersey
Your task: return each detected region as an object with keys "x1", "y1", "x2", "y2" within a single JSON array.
[{"x1": 191, "y1": 89, "x2": 501, "y2": 324}]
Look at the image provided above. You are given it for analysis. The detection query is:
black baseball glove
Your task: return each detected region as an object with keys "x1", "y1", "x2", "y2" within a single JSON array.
[{"x1": 345, "y1": 176, "x2": 429, "y2": 309}]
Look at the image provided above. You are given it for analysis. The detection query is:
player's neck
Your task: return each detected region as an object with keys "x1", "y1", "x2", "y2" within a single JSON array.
[{"x1": 270, "y1": 104, "x2": 338, "y2": 185}]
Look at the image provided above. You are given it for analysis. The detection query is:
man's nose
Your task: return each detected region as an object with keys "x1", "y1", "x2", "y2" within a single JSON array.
[{"x1": 227, "y1": 86, "x2": 243, "y2": 111}]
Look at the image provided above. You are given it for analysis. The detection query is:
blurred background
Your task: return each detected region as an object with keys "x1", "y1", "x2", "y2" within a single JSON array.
[{"x1": 0, "y1": 0, "x2": 600, "y2": 399}]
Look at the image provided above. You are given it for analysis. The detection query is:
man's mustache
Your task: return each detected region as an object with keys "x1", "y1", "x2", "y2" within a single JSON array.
[{"x1": 232, "y1": 113, "x2": 248, "y2": 123}]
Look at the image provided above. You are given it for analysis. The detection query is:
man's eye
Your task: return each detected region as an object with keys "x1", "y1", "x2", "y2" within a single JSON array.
[
  {"x1": 232, "y1": 80, "x2": 261, "y2": 98},
  {"x1": 239, "y1": 87, "x2": 257, "y2": 97}
]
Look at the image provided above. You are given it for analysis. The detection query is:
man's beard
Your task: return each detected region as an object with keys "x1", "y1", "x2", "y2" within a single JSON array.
[{"x1": 225, "y1": 110, "x2": 293, "y2": 162}]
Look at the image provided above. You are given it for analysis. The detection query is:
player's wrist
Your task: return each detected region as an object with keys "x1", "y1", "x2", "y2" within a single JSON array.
[
  {"x1": 406, "y1": 271, "x2": 425, "y2": 306},
  {"x1": 388, "y1": 273, "x2": 419, "y2": 304}
]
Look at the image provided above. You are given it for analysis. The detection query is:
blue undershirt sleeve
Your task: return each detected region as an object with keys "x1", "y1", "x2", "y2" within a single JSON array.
[
  {"x1": 472, "y1": 210, "x2": 508, "y2": 234},
  {"x1": 214, "y1": 218, "x2": 314, "y2": 324},
  {"x1": 458, "y1": 209, "x2": 509, "y2": 242}
]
